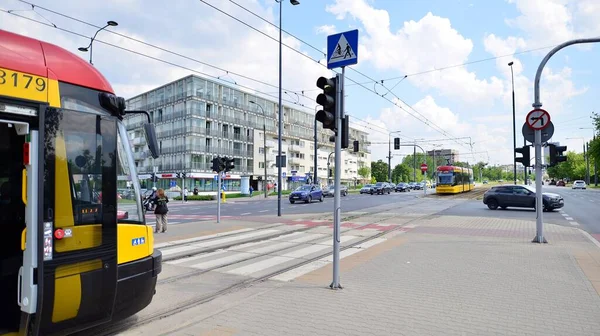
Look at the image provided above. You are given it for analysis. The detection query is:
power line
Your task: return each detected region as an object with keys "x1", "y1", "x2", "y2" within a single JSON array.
[
  {"x1": 10, "y1": 0, "x2": 492, "y2": 151},
  {"x1": 14, "y1": 0, "x2": 304, "y2": 96},
  {"x1": 0, "y1": 8, "x2": 307, "y2": 110}
]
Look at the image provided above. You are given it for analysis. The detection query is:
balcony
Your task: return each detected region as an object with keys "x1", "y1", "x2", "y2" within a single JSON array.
[
  {"x1": 289, "y1": 157, "x2": 303, "y2": 165},
  {"x1": 132, "y1": 137, "x2": 146, "y2": 146}
]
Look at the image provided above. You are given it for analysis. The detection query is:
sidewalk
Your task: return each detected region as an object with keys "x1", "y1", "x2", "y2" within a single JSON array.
[{"x1": 139, "y1": 216, "x2": 600, "y2": 335}]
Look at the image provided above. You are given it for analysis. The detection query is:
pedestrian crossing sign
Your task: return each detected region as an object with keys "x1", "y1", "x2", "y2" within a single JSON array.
[{"x1": 327, "y1": 29, "x2": 359, "y2": 69}]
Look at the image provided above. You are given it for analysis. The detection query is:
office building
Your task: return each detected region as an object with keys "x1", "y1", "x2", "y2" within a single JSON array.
[
  {"x1": 123, "y1": 75, "x2": 371, "y2": 192},
  {"x1": 426, "y1": 148, "x2": 460, "y2": 165}
]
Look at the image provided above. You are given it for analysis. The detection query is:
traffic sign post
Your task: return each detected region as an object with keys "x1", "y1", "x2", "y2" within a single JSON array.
[{"x1": 324, "y1": 29, "x2": 359, "y2": 291}]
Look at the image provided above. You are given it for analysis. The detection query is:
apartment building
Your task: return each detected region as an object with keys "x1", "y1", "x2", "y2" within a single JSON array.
[
  {"x1": 123, "y1": 74, "x2": 371, "y2": 192},
  {"x1": 426, "y1": 148, "x2": 460, "y2": 165}
]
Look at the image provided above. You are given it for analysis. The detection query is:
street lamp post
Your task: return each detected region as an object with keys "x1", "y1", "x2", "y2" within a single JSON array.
[
  {"x1": 508, "y1": 61, "x2": 517, "y2": 185},
  {"x1": 250, "y1": 101, "x2": 268, "y2": 198},
  {"x1": 78, "y1": 20, "x2": 118, "y2": 65},
  {"x1": 275, "y1": 0, "x2": 300, "y2": 217}
]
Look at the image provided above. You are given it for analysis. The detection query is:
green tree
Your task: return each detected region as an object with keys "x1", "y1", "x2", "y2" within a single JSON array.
[
  {"x1": 391, "y1": 164, "x2": 411, "y2": 183},
  {"x1": 358, "y1": 166, "x2": 371, "y2": 181},
  {"x1": 546, "y1": 151, "x2": 586, "y2": 180},
  {"x1": 371, "y1": 160, "x2": 389, "y2": 182}
]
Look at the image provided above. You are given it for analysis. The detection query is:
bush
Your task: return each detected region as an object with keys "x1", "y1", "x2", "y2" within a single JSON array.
[{"x1": 173, "y1": 195, "x2": 214, "y2": 201}]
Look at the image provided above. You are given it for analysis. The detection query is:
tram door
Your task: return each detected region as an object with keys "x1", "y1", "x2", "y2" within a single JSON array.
[{"x1": 34, "y1": 108, "x2": 118, "y2": 335}]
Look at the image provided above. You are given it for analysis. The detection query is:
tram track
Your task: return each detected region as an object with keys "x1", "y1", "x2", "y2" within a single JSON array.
[
  {"x1": 88, "y1": 199, "x2": 434, "y2": 336},
  {"x1": 157, "y1": 199, "x2": 423, "y2": 284}
]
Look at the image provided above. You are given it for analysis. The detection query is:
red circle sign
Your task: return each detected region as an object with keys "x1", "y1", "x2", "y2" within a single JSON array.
[
  {"x1": 420, "y1": 163, "x2": 428, "y2": 171},
  {"x1": 54, "y1": 229, "x2": 65, "y2": 240},
  {"x1": 526, "y1": 109, "x2": 551, "y2": 130}
]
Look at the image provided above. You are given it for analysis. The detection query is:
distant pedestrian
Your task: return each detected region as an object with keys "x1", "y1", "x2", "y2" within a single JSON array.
[
  {"x1": 153, "y1": 188, "x2": 169, "y2": 233},
  {"x1": 193, "y1": 187, "x2": 199, "y2": 195},
  {"x1": 183, "y1": 188, "x2": 188, "y2": 202},
  {"x1": 249, "y1": 186, "x2": 254, "y2": 197}
]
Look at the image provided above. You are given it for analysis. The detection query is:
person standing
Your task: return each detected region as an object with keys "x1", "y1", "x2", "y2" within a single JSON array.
[{"x1": 153, "y1": 188, "x2": 169, "y2": 233}]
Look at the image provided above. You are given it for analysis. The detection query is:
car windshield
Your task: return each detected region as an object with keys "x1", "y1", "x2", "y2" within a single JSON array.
[
  {"x1": 363, "y1": 184, "x2": 372, "y2": 187},
  {"x1": 296, "y1": 186, "x2": 312, "y2": 191},
  {"x1": 375, "y1": 182, "x2": 384, "y2": 186}
]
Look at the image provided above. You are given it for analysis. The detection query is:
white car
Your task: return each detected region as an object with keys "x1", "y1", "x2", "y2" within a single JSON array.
[{"x1": 572, "y1": 180, "x2": 587, "y2": 189}]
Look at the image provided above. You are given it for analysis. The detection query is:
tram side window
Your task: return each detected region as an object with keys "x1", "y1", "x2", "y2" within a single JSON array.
[{"x1": 65, "y1": 132, "x2": 103, "y2": 225}]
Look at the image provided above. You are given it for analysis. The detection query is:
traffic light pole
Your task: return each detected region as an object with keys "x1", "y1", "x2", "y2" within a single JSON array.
[
  {"x1": 331, "y1": 70, "x2": 343, "y2": 290},
  {"x1": 530, "y1": 37, "x2": 600, "y2": 243},
  {"x1": 217, "y1": 172, "x2": 221, "y2": 223}
]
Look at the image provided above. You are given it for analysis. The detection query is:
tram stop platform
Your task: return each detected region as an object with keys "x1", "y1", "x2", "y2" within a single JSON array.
[{"x1": 123, "y1": 215, "x2": 600, "y2": 336}]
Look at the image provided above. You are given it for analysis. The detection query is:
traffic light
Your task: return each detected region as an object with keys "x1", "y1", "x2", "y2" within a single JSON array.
[
  {"x1": 549, "y1": 144, "x2": 567, "y2": 167},
  {"x1": 211, "y1": 156, "x2": 223, "y2": 172},
  {"x1": 394, "y1": 138, "x2": 400, "y2": 150},
  {"x1": 515, "y1": 146, "x2": 530, "y2": 167},
  {"x1": 176, "y1": 172, "x2": 181, "y2": 179},
  {"x1": 224, "y1": 157, "x2": 235, "y2": 172},
  {"x1": 182, "y1": 172, "x2": 187, "y2": 179},
  {"x1": 315, "y1": 76, "x2": 338, "y2": 132},
  {"x1": 353, "y1": 140, "x2": 359, "y2": 152},
  {"x1": 341, "y1": 115, "x2": 349, "y2": 148}
]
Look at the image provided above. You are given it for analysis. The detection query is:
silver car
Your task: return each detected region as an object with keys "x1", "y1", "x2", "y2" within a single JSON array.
[{"x1": 572, "y1": 180, "x2": 587, "y2": 189}]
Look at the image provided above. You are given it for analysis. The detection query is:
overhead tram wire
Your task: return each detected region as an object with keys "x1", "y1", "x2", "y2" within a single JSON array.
[
  {"x1": 15, "y1": 0, "x2": 303, "y2": 96},
  {"x1": 0, "y1": 9, "x2": 307, "y2": 110},
  {"x1": 13, "y1": 1, "x2": 493, "y2": 150},
  {"x1": 193, "y1": 0, "x2": 469, "y2": 146}
]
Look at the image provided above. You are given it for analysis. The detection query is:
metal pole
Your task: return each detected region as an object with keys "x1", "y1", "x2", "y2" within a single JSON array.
[
  {"x1": 331, "y1": 70, "x2": 343, "y2": 290},
  {"x1": 595, "y1": 133, "x2": 598, "y2": 187},
  {"x1": 529, "y1": 37, "x2": 600, "y2": 243},
  {"x1": 314, "y1": 117, "x2": 318, "y2": 185},
  {"x1": 388, "y1": 134, "x2": 392, "y2": 182},
  {"x1": 413, "y1": 146, "x2": 416, "y2": 182},
  {"x1": 264, "y1": 121, "x2": 268, "y2": 198},
  {"x1": 511, "y1": 65, "x2": 517, "y2": 185},
  {"x1": 182, "y1": 176, "x2": 185, "y2": 203},
  {"x1": 217, "y1": 173, "x2": 221, "y2": 223},
  {"x1": 277, "y1": 0, "x2": 283, "y2": 217},
  {"x1": 586, "y1": 142, "x2": 590, "y2": 184},
  {"x1": 524, "y1": 138, "x2": 528, "y2": 184}
]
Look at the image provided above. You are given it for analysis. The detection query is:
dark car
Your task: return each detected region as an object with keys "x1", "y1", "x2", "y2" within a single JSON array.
[
  {"x1": 289, "y1": 185, "x2": 324, "y2": 204},
  {"x1": 360, "y1": 184, "x2": 375, "y2": 194},
  {"x1": 411, "y1": 182, "x2": 422, "y2": 190},
  {"x1": 323, "y1": 184, "x2": 348, "y2": 197},
  {"x1": 482, "y1": 185, "x2": 564, "y2": 211},
  {"x1": 395, "y1": 183, "x2": 410, "y2": 192},
  {"x1": 372, "y1": 182, "x2": 392, "y2": 195}
]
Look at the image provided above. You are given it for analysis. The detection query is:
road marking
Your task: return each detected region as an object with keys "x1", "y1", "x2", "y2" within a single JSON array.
[
  {"x1": 271, "y1": 237, "x2": 388, "y2": 282},
  {"x1": 155, "y1": 228, "x2": 255, "y2": 248},
  {"x1": 561, "y1": 213, "x2": 569, "y2": 217},
  {"x1": 188, "y1": 233, "x2": 326, "y2": 269},
  {"x1": 159, "y1": 229, "x2": 280, "y2": 256},
  {"x1": 226, "y1": 235, "x2": 358, "y2": 276},
  {"x1": 240, "y1": 212, "x2": 252, "y2": 216},
  {"x1": 259, "y1": 210, "x2": 269, "y2": 213},
  {"x1": 565, "y1": 217, "x2": 574, "y2": 221},
  {"x1": 570, "y1": 222, "x2": 580, "y2": 226}
]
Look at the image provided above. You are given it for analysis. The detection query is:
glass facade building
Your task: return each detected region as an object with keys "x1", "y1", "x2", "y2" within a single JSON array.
[{"x1": 123, "y1": 75, "x2": 371, "y2": 192}]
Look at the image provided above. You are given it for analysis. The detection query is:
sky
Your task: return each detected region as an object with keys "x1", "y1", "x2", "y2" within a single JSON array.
[{"x1": 1, "y1": 0, "x2": 598, "y2": 167}]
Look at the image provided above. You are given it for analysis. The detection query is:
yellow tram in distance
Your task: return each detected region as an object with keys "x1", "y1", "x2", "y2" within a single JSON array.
[
  {"x1": 435, "y1": 165, "x2": 475, "y2": 194},
  {"x1": 0, "y1": 29, "x2": 162, "y2": 336}
]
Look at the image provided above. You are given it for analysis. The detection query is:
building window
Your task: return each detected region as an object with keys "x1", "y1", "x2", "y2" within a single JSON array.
[
  {"x1": 259, "y1": 162, "x2": 265, "y2": 168},
  {"x1": 259, "y1": 147, "x2": 264, "y2": 154}
]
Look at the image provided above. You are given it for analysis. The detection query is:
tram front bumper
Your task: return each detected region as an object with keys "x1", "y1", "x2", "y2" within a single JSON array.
[{"x1": 113, "y1": 249, "x2": 162, "y2": 320}]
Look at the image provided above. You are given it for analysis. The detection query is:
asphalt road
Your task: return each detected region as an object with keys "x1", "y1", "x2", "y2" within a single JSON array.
[
  {"x1": 443, "y1": 185, "x2": 600, "y2": 235},
  {"x1": 162, "y1": 189, "x2": 432, "y2": 224}
]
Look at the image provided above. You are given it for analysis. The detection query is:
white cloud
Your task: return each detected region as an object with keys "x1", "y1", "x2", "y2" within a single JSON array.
[
  {"x1": 0, "y1": 0, "x2": 330, "y2": 104},
  {"x1": 315, "y1": 24, "x2": 336, "y2": 35},
  {"x1": 326, "y1": 1, "x2": 503, "y2": 106}
]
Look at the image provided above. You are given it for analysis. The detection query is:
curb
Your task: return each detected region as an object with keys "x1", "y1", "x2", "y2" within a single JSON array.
[{"x1": 578, "y1": 229, "x2": 600, "y2": 250}]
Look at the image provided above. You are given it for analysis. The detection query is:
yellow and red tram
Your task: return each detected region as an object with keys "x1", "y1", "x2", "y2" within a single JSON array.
[
  {"x1": 0, "y1": 29, "x2": 161, "y2": 336},
  {"x1": 435, "y1": 165, "x2": 475, "y2": 194}
]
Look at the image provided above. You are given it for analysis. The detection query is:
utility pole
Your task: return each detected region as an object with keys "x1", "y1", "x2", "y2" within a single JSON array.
[
  {"x1": 585, "y1": 142, "x2": 590, "y2": 185},
  {"x1": 314, "y1": 117, "x2": 318, "y2": 185},
  {"x1": 509, "y1": 61, "x2": 517, "y2": 185},
  {"x1": 413, "y1": 146, "x2": 416, "y2": 181}
]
